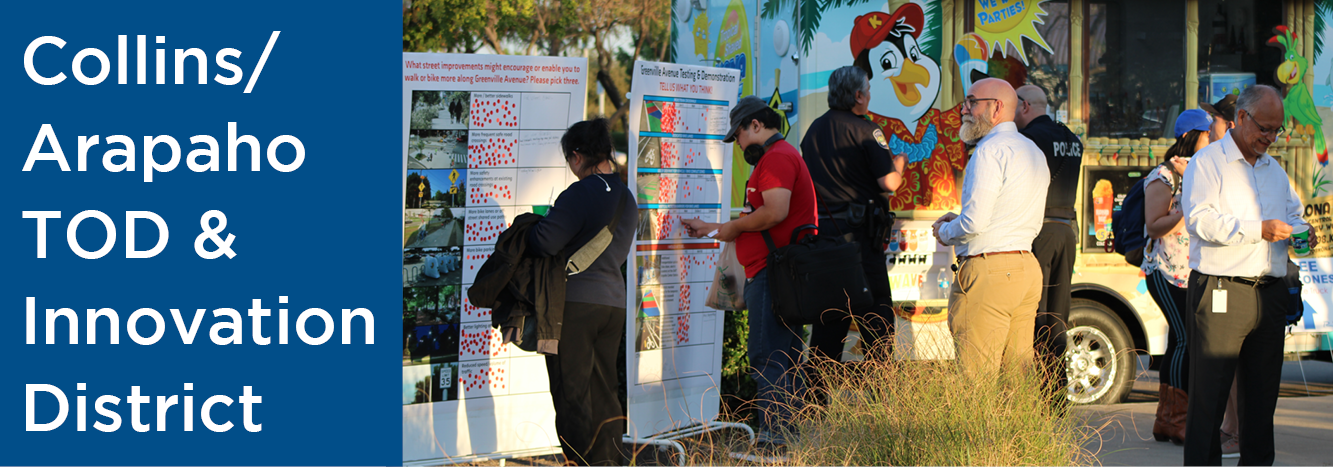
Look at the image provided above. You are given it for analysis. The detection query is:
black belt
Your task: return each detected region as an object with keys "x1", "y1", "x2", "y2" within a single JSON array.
[
  {"x1": 1223, "y1": 275, "x2": 1280, "y2": 288},
  {"x1": 1044, "y1": 217, "x2": 1075, "y2": 228}
]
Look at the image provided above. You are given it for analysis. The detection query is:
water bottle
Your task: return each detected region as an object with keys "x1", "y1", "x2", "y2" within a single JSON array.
[{"x1": 937, "y1": 267, "x2": 951, "y2": 295}]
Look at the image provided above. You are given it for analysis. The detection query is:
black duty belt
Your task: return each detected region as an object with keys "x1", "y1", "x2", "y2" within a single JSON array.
[
  {"x1": 1223, "y1": 275, "x2": 1280, "y2": 288},
  {"x1": 1044, "y1": 217, "x2": 1076, "y2": 228}
]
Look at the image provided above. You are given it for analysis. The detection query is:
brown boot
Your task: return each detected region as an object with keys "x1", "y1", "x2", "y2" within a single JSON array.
[
  {"x1": 1152, "y1": 383, "x2": 1174, "y2": 442},
  {"x1": 1166, "y1": 386, "x2": 1188, "y2": 444}
]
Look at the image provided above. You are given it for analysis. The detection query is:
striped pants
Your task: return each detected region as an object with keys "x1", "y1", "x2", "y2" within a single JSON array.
[{"x1": 1146, "y1": 269, "x2": 1189, "y2": 390}]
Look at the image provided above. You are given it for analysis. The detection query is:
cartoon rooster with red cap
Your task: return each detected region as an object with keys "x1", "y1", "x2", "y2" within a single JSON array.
[{"x1": 850, "y1": 3, "x2": 966, "y2": 211}]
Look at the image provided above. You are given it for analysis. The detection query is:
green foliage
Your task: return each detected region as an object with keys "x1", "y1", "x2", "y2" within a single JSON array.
[
  {"x1": 789, "y1": 0, "x2": 941, "y2": 59},
  {"x1": 798, "y1": 0, "x2": 878, "y2": 55},
  {"x1": 798, "y1": 0, "x2": 827, "y2": 55},
  {"x1": 1318, "y1": 0, "x2": 1330, "y2": 63},
  {"x1": 405, "y1": 172, "x2": 431, "y2": 209},
  {"x1": 403, "y1": 0, "x2": 531, "y2": 53},
  {"x1": 919, "y1": 0, "x2": 941, "y2": 60},
  {"x1": 403, "y1": 286, "x2": 444, "y2": 324},
  {"x1": 666, "y1": 2, "x2": 679, "y2": 63},
  {"x1": 761, "y1": 0, "x2": 792, "y2": 20},
  {"x1": 404, "y1": 0, "x2": 590, "y2": 55},
  {"x1": 720, "y1": 308, "x2": 757, "y2": 421},
  {"x1": 1315, "y1": 168, "x2": 1331, "y2": 196},
  {"x1": 410, "y1": 104, "x2": 439, "y2": 130}
]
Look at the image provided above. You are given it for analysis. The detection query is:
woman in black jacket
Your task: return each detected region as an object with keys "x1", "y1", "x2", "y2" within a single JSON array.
[{"x1": 527, "y1": 118, "x2": 637, "y2": 466}]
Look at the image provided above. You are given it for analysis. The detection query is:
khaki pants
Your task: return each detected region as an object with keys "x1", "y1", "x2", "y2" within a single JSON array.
[{"x1": 948, "y1": 251, "x2": 1042, "y2": 376}]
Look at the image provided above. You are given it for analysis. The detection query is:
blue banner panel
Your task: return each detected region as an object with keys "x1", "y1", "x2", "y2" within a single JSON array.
[{"x1": 1, "y1": 1, "x2": 401, "y2": 464}]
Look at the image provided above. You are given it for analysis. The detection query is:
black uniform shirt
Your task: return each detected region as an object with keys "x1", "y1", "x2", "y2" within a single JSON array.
[
  {"x1": 800, "y1": 109, "x2": 895, "y2": 211},
  {"x1": 1019, "y1": 115, "x2": 1083, "y2": 219}
]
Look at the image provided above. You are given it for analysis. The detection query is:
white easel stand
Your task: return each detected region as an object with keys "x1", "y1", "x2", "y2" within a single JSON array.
[{"x1": 622, "y1": 421, "x2": 756, "y2": 465}]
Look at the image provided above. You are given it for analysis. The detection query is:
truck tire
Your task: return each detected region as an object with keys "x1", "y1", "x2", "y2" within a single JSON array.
[{"x1": 1065, "y1": 299, "x2": 1136, "y2": 404}]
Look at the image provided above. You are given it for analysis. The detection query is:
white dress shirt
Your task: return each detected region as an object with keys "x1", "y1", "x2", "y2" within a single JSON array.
[
  {"x1": 1182, "y1": 131, "x2": 1305, "y2": 278},
  {"x1": 938, "y1": 122, "x2": 1050, "y2": 256}
]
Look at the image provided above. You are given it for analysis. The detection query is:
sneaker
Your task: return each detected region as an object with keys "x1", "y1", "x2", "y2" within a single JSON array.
[{"x1": 1221, "y1": 432, "x2": 1240, "y2": 459}]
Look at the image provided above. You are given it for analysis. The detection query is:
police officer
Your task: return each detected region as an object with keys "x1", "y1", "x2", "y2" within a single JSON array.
[
  {"x1": 1015, "y1": 84, "x2": 1083, "y2": 403},
  {"x1": 801, "y1": 66, "x2": 907, "y2": 366}
]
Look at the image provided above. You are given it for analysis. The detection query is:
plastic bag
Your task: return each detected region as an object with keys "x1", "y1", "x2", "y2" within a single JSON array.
[{"x1": 705, "y1": 241, "x2": 746, "y2": 310}]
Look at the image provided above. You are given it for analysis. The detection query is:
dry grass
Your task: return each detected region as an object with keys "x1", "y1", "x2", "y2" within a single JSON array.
[
  {"x1": 675, "y1": 343, "x2": 1100, "y2": 466},
  {"x1": 780, "y1": 356, "x2": 1098, "y2": 466},
  {"x1": 463, "y1": 341, "x2": 1103, "y2": 466}
]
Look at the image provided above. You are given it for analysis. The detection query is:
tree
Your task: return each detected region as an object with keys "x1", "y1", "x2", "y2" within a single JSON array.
[
  {"x1": 404, "y1": 0, "x2": 535, "y2": 53},
  {"x1": 575, "y1": 0, "x2": 671, "y2": 123},
  {"x1": 406, "y1": 173, "x2": 432, "y2": 209},
  {"x1": 404, "y1": 0, "x2": 590, "y2": 56},
  {"x1": 404, "y1": 0, "x2": 675, "y2": 130}
]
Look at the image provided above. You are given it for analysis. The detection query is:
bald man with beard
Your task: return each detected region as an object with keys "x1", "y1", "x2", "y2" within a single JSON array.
[{"x1": 932, "y1": 78, "x2": 1050, "y2": 375}]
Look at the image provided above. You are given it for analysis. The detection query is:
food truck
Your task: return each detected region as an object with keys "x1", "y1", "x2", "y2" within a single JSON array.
[{"x1": 672, "y1": 0, "x2": 1333, "y2": 404}]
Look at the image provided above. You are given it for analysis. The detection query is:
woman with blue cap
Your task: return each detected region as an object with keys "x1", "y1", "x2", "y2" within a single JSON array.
[{"x1": 1146, "y1": 108, "x2": 1213, "y2": 445}]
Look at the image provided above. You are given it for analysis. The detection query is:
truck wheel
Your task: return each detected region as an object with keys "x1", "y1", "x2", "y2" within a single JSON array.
[{"x1": 1065, "y1": 299, "x2": 1136, "y2": 404}]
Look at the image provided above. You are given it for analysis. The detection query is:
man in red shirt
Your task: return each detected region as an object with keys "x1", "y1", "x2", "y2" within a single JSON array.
[{"x1": 684, "y1": 95, "x2": 817, "y2": 460}]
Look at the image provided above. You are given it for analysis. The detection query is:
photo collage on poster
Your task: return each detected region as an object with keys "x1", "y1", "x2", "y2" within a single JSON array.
[
  {"x1": 403, "y1": 90, "x2": 576, "y2": 405},
  {"x1": 631, "y1": 96, "x2": 728, "y2": 382}
]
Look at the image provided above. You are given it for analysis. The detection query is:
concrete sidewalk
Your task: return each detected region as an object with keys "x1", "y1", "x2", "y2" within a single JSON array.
[{"x1": 1075, "y1": 359, "x2": 1333, "y2": 466}]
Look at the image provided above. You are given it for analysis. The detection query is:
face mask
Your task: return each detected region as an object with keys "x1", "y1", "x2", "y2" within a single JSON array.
[{"x1": 743, "y1": 132, "x2": 785, "y2": 166}]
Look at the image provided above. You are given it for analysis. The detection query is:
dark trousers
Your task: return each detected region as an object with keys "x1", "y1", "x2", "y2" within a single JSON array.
[
  {"x1": 745, "y1": 268, "x2": 806, "y2": 441},
  {"x1": 546, "y1": 302, "x2": 626, "y2": 466},
  {"x1": 809, "y1": 218, "x2": 894, "y2": 363},
  {"x1": 1032, "y1": 221, "x2": 1076, "y2": 397},
  {"x1": 1146, "y1": 269, "x2": 1190, "y2": 390},
  {"x1": 1183, "y1": 271, "x2": 1287, "y2": 466}
]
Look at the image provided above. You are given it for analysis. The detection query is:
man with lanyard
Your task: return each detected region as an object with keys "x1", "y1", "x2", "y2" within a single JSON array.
[
  {"x1": 1181, "y1": 85, "x2": 1310, "y2": 465},
  {"x1": 1015, "y1": 84, "x2": 1083, "y2": 404},
  {"x1": 800, "y1": 65, "x2": 907, "y2": 365}
]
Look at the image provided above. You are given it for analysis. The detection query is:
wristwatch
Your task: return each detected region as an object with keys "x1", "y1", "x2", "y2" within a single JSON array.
[{"x1": 706, "y1": 229, "x2": 719, "y2": 238}]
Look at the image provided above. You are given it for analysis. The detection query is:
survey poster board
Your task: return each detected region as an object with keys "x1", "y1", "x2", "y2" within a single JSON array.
[
  {"x1": 402, "y1": 52, "x2": 587, "y2": 463},
  {"x1": 625, "y1": 60, "x2": 737, "y2": 437},
  {"x1": 1292, "y1": 194, "x2": 1333, "y2": 333},
  {"x1": 1081, "y1": 166, "x2": 1150, "y2": 253},
  {"x1": 3, "y1": 2, "x2": 401, "y2": 465}
]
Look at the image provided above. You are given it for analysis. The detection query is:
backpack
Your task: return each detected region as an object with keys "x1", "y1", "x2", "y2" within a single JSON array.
[{"x1": 1112, "y1": 164, "x2": 1179, "y2": 267}]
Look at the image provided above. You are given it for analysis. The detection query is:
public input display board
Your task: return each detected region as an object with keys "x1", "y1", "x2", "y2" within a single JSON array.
[
  {"x1": 625, "y1": 60, "x2": 737, "y2": 437},
  {"x1": 401, "y1": 52, "x2": 588, "y2": 463}
]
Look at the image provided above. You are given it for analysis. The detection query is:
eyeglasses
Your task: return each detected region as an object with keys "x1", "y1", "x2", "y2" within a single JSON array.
[
  {"x1": 1242, "y1": 110, "x2": 1285, "y2": 137},
  {"x1": 963, "y1": 97, "x2": 998, "y2": 110}
]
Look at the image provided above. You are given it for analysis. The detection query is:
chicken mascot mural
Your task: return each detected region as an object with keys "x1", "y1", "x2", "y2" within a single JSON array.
[{"x1": 849, "y1": 3, "x2": 967, "y2": 211}]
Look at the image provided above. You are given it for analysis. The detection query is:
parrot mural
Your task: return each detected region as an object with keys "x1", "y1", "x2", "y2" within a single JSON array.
[{"x1": 1268, "y1": 25, "x2": 1331, "y2": 194}]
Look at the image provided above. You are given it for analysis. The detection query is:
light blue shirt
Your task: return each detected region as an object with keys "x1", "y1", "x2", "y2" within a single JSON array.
[
  {"x1": 937, "y1": 122, "x2": 1050, "y2": 257},
  {"x1": 1182, "y1": 131, "x2": 1305, "y2": 278}
]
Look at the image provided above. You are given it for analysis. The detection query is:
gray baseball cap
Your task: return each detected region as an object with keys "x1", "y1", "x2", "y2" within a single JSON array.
[{"x1": 722, "y1": 95, "x2": 770, "y2": 143}]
